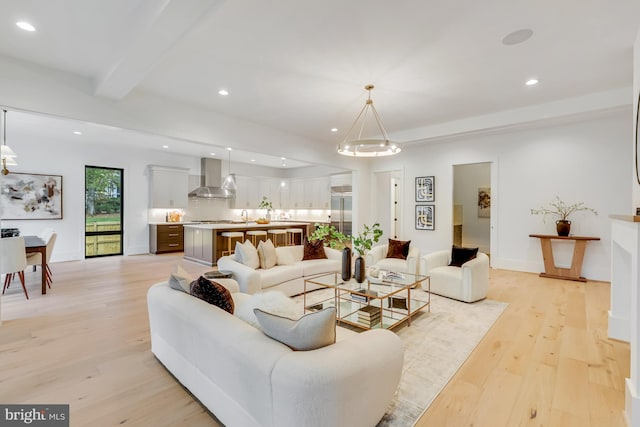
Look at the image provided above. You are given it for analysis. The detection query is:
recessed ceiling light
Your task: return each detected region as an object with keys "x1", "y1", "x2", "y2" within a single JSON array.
[
  {"x1": 209, "y1": 152, "x2": 216, "y2": 156},
  {"x1": 16, "y1": 21, "x2": 36, "y2": 32},
  {"x1": 162, "y1": 145, "x2": 169, "y2": 149},
  {"x1": 226, "y1": 147, "x2": 232, "y2": 151},
  {"x1": 525, "y1": 79, "x2": 539, "y2": 86},
  {"x1": 73, "y1": 131, "x2": 82, "y2": 135},
  {"x1": 251, "y1": 159, "x2": 256, "y2": 162},
  {"x1": 502, "y1": 29, "x2": 533, "y2": 46},
  {"x1": 218, "y1": 89, "x2": 229, "y2": 96},
  {"x1": 280, "y1": 157, "x2": 286, "y2": 160},
  {"x1": 331, "y1": 128, "x2": 338, "y2": 132}
]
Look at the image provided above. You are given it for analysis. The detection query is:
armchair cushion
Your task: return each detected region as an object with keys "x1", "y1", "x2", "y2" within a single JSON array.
[
  {"x1": 449, "y1": 245, "x2": 478, "y2": 267},
  {"x1": 386, "y1": 239, "x2": 411, "y2": 260}
]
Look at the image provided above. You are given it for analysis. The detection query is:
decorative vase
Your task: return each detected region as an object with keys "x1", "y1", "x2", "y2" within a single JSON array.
[
  {"x1": 354, "y1": 255, "x2": 366, "y2": 283},
  {"x1": 341, "y1": 247, "x2": 352, "y2": 281},
  {"x1": 266, "y1": 211, "x2": 271, "y2": 222},
  {"x1": 556, "y1": 220, "x2": 571, "y2": 237}
]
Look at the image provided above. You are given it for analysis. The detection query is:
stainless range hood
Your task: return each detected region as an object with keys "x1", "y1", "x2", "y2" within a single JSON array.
[{"x1": 188, "y1": 158, "x2": 235, "y2": 199}]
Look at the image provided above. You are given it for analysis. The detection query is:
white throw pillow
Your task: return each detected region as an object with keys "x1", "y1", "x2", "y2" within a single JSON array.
[
  {"x1": 234, "y1": 291, "x2": 300, "y2": 329},
  {"x1": 275, "y1": 247, "x2": 296, "y2": 265},
  {"x1": 254, "y1": 307, "x2": 337, "y2": 351},
  {"x1": 168, "y1": 264, "x2": 192, "y2": 293},
  {"x1": 235, "y1": 240, "x2": 259, "y2": 269},
  {"x1": 257, "y1": 239, "x2": 277, "y2": 269}
]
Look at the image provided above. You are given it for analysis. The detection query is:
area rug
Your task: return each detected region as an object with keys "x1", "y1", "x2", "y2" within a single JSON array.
[{"x1": 293, "y1": 290, "x2": 508, "y2": 427}]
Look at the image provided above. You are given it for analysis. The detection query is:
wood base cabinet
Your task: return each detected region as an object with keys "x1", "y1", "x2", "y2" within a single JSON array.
[{"x1": 150, "y1": 224, "x2": 184, "y2": 254}]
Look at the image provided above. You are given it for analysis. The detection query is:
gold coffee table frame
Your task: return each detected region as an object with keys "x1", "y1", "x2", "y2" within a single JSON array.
[{"x1": 304, "y1": 272, "x2": 430, "y2": 331}]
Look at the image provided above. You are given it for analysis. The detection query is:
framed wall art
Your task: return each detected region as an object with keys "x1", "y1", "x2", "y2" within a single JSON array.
[
  {"x1": 415, "y1": 176, "x2": 434, "y2": 202},
  {"x1": 415, "y1": 205, "x2": 435, "y2": 230},
  {"x1": 1, "y1": 172, "x2": 63, "y2": 219},
  {"x1": 478, "y1": 187, "x2": 491, "y2": 218}
]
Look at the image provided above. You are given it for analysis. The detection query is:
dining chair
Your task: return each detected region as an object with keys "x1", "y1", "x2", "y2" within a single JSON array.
[
  {"x1": 1, "y1": 236, "x2": 29, "y2": 299},
  {"x1": 26, "y1": 232, "x2": 57, "y2": 288}
]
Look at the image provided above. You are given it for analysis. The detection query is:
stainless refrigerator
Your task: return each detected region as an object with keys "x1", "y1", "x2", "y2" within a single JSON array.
[{"x1": 330, "y1": 185, "x2": 352, "y2": 237}]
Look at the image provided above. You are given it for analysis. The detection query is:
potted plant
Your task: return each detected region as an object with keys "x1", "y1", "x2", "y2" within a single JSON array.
[
  {"x1": 308, "y1": 224, "x2": 350, "y2": 249},
  {"x1": 530, "y1": 196, "x2": 598, "y2": 236},
  {"x1": 257, "y1": 196, "x2": 273, "y2": 223},
  {"x1": 352, "y1": 223, "x2": 383, "y2": 282}
]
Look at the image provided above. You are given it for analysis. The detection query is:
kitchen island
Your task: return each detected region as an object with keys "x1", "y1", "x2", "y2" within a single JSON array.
[{"x1": 183, "y1": 222, "x2": 311, "y2": 266}]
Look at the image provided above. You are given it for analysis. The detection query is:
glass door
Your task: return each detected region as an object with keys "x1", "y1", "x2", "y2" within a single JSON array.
[{"x1": 85, "y1": 166, "x2": 123, "y2": 257}]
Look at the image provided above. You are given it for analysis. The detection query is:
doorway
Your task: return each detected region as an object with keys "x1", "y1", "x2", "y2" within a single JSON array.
[
  {"x1": 373, "y1": 170, "x2": 402, "y2": 240},
  {"x1": 85, "y1": 166, "x2": 123, "y2": 257},
  {"x1": 452, "y1": 162, "x2": 491, "y2": 255}
]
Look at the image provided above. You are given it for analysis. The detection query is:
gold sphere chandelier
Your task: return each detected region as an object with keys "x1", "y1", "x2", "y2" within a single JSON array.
[{"x1": 337, "y1": 85, "x2": 401, "y2": 157}]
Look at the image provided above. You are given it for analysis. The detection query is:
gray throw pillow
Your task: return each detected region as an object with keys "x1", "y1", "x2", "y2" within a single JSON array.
[
  {"x1": 168, "y1": 264, "x2": 192, "y2": 293},
  {"x1": 254, "y1": 307, "x2": 336, "y2": 351}
]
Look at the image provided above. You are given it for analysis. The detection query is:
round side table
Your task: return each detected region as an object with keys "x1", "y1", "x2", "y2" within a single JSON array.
[{"x1": 203, "y1": 270, "x2": 233, "y2": 280}]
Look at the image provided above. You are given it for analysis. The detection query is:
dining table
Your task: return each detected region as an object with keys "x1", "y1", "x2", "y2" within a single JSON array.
[{"x1": 23, "y1": 235, "x2": 48, "y2": 295}]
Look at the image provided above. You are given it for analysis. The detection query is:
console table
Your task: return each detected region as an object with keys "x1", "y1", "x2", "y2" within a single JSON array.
[{"x1": 528, "y1": 234, "x2": 600, "y2": 282}]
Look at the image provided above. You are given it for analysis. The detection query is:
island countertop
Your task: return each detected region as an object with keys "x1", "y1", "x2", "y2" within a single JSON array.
[
  {"x1": 182, "y1": 222, "x2": 311, "y2": 266},
  {"x1": 183, "y1": 221, "x2": 311, "y2": 230}
]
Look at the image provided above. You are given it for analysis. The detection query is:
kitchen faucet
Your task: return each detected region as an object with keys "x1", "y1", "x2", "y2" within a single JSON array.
[{"x1": 241, "y1": 209, "x2": 248, "y2": 223}]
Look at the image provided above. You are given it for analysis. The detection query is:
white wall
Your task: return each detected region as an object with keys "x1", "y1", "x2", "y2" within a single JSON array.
[
  {"x1": 453, "y1": 162, "x2": 491, "y2": 253},
  {"x1": 371, "y1": 110, "x2": 631, "y2": 281},
  {"x1": 1, "y1": 135, "x2": 202, "y2": 262}
]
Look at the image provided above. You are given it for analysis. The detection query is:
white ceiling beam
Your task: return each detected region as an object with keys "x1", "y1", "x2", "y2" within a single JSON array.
[{"x1": 93, "y1": 0, "x2": 222, "y2": 100}]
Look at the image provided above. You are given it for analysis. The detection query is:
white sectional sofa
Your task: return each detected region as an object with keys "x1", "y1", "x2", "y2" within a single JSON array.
[
  {"x1": 217, "y1": 244, "x2": 342, "y2": 296},
  {"x1": 147, "y1": 280, "x2": 404, "y2": 427}
]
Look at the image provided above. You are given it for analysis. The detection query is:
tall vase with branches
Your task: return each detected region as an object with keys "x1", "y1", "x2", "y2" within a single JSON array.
[
  {"x1": 530, "y1": 196, "x2": 598, "y2": 236},
  {"x1": 352, "y1": 223, "x2": 383, "y2": 283}
]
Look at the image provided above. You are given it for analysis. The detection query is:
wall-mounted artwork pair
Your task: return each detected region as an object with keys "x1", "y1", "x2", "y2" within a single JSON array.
[
  {"x1": 1, "y1": 172, "x2": 63, "y2": 219},
  {"x1": 415, "y1": 176, "x2": 434, "y2": 202}
]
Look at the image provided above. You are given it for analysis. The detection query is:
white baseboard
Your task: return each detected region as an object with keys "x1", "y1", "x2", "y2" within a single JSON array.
[
  {"x1": 608, "y1": 310, "x2": 630, "y2": 342},
  {"x1": 626, "y1": 378, "x2": 640, "y2": 427}
]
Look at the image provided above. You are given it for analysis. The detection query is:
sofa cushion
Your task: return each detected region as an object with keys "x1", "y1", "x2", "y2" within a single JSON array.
[
  {"x1": 449, "y1": 245, "x2": 478, "y2": 267},
  {"x1": 259, "y1": 264, "x2": 304, "y2": 289},
  {"x1": 190, "y1": 276, "x2": 235, "y2": 314},
  {"x1": 300, "y1": 258, "x2": 341, "y2": 277},
  {"x1": 254, "y1": 307, "x2": 336, "y2": 351},
  {"x1": 386, "y1": 239, "x2": 411, "y2": 260},
  {"x1": 302, "y1": 239, "x2": 327, "y2": 261},
  {"x1": 235, "y1": 240, "x2": 260, "y2": 269},
  {"x1": 168, "y1": 264, "x2": 192, "y2": 293},
  {"x1": 257, "y1": 239, "x2": 277, "y2": 269},
  {"x1": 235, "y1": 291, "x2": 300, "y2": 330},
  {"x1": 276, "y1": 246, "x2": 303, "y2": 265}
]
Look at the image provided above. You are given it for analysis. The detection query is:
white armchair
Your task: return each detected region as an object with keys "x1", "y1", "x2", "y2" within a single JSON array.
[
  {"x1": 420, "y1": 249, "x2": 489, "y2": 303},
  {"x1": 365, "y1": 244, "x2": 420, "y2": 275}
]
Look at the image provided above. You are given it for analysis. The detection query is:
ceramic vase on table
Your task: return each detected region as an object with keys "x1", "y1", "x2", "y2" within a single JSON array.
[
  {"x1": 341, "y1": 247, "x2": 352, "y2": 281},
  {"x1": 556, "y1": 220, "x2": 571, "y2": 237},
  {"x1": 354, "y1": 255, "x2": 366, "y2": 283}
]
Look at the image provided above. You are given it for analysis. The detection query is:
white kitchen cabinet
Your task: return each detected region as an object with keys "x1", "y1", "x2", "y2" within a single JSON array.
[
  {"x1": 234, "y1": 175, "x2": 259, "y2": 209},
  {"x1": 147, "y1": 165, "x2": 189, "y2": 209}
]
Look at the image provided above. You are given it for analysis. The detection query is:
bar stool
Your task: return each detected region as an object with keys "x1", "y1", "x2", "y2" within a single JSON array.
[
  {"x1": 220, "y1": 231, "x2": 244, "y2": 256},
  {"x1": 246, "y1": 230, "x2": 267, "y2": 247},
  {"x1": 267, "y1": 229, "x2": 288, "y2": 247},
  {"x1": 285, "y1": 228, "x2": 303, "y2": 246}
]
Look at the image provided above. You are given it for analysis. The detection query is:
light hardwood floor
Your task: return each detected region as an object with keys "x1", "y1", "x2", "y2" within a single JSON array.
[{"x1": 0, "y1": 254, "x2": 629, "y2": 427}]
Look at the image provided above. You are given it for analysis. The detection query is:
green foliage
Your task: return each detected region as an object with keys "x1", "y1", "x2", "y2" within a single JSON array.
[
  {"x1": 85, "y1": 167, "x2": 122, "y2": 216},
  {"x1": 309, "y1": 224, "x2": 350, "y2": 249},
  {"x1": 258, "y1": 196, "x2": 273, "y2": 211},
  {"x1": 352, "y1": 222, "x2": 383, "y2": 256},
  {"x1": 530, "y1": 196, "x2": 598, "y2": 222}
]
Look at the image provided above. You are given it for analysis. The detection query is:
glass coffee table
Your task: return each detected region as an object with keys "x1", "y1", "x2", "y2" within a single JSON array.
[{"x1": 303, "y1": 272, "x2": 430, "y2": 331}]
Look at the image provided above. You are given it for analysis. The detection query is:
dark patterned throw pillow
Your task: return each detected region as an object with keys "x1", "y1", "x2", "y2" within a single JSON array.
[
  {"x1": 302, "y1": 238, "x2": 327, "y2": 260},
  {"x1": 449, "y1": 246, "x2": 479, "y2": 267},
  {"x1": 189, "y1": 276, "x2": 234, "y2": 314},
  {"x1": 386, "y1": 238, "x2": 411, "y2": 260}
]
